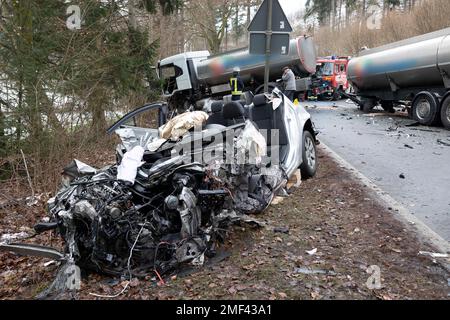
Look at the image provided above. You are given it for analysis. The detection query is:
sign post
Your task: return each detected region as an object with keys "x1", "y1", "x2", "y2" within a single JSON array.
[
  {"x1": 248, "y1": 0, "x2": 292, "y2": 93},
  {"x1": 264, "y1": 0, "x2": 273, "y2": 93}
]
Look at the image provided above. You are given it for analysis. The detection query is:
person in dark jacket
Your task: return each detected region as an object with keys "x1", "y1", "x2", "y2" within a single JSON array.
[
  {"x1": 230, "y1": 67, "x2": 245, "y2": 101},
  {"x1": 282, "y1": 66, "x2": 296, "y2": 102}
]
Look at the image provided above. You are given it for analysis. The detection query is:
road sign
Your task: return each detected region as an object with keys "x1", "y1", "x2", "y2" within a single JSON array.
[
  {"x1": 247, "y1": 0, "x2": 292, "y2": 93},
  {"x1": 249, "y1": 33, "x2": 290, "y2": 56},
  {"x1": 248, "y1": 0, "x2": 293, "y2": 33}
]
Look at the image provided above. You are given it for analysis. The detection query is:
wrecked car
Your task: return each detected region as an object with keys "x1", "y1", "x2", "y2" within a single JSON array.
[{"x1": 0, "y1": 88, "x2": 318, "y2": 295}]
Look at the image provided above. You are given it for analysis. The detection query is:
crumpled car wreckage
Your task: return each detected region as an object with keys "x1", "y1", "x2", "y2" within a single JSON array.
[{"x1": 0, "y1": 89, "x2": 318, "y2": 296}]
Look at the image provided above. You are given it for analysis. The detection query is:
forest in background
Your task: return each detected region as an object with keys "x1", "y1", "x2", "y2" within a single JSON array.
[
  {"x1": 0, "y1": 0, "x2": 449, "y2": 196},
  {"x1": 301, "y1": 0, "x2": 450, "y2": 56}
]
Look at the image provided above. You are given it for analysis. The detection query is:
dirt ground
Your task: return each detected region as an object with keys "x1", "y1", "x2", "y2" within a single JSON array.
[{"x1": 0, "y1": 149, "x2": 449, "y2": 300}]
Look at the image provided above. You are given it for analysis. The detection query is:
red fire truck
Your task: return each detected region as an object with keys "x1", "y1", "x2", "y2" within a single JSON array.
[{"x1": 310, "y1": 56, "x2": 350, "y2": 100}]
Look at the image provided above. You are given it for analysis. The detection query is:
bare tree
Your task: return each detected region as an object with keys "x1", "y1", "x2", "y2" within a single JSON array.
[{"x1": 185, "y1": 0, "x2": 236, "y2": 53}]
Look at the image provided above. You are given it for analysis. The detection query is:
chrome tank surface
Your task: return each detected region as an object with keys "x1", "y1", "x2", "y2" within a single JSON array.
[
  {"x1": 196, "y1": 36, "x2": 317, "y2": 86},
  {"x1": 348, "y1": 28, "x2": 450, "y2": 93}
]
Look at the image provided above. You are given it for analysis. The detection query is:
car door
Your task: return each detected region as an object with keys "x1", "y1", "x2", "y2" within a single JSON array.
[
  {"x1": 272, "y1": 88, "x2": 305, "y2": 178},
  {"x1": 107, "y1": 103, "x2": 169, "y2": 151},
  {"x1": 107, "y1": 103, "x2": 168, "y2": 134}
]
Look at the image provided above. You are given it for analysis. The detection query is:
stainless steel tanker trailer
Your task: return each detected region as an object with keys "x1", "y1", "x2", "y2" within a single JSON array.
[
  {"x1": 157, "y1": 35, "x2": 317, "y2": 109},
  {"x1": 346, "y1": 28, "x2": 450, "y2": 129}
]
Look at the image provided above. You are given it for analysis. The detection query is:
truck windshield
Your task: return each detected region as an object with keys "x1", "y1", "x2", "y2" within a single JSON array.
[
  {"x1": 316, "y1": 62, "x2": 334, "y2": 76},
  {"x1": 159, "y1": 65, "x2": 183, "y2": 95}
]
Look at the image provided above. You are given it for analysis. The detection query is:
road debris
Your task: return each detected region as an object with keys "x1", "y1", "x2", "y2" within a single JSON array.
[
  {"x1": 294, "y1": 267, "x2": 337, "y2": 276},
  {"x1": 306, "y1": 248, "x2": 318, "y2": 255},
  {"x1": 0, "y1": 232, "x2": 31, "y2": 243},
  {"x1": 418, "y1": 251, "x2": 449, "y2": 259},
  {"x1": 437, "y1": 139, "x2": 450, "y2": 147},
  {"x1": 404, "y1": 121, "x2": 421, "y2": 127},
  {"x1": 409, "y1": 128, "x2": 440, "y2": 133},
  {"x1": 387, "y1": 121, "x2": 400, "y2": 132},
  {"x1": 273, "y1": 226, "x2": 290, "y2": 234},
  {"x1": 43, "y1": 260, "x2": 58, "y2": 267}
]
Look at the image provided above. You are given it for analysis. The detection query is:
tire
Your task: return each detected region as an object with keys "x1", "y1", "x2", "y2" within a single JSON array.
[
  {"x1": 441, "y1": 96, "x2": 450, "y2": 130},
  {"x1": 331, "y1": 89, "x2": 341, "y2": 101},
  {"x1": 412, "y1": 92, "x2": 441, "y2": 126},
  {"x1": 381, "y1": 101, "x2": 395, "y2": 113},
  {"x1": 300, "y1": 131, "x2": 317, "y2": 179},
  {"x1": 361, "y1": 99, "x2": 375, "y2": 113},
  {"x1": 303, "y1": 91, "x2": 309, "y2": 101},
  {"x1": 407, "y1": 106, "x2": 413, "y2": 118}
]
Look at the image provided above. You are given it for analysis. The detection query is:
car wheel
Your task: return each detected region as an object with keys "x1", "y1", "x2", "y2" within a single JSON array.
[
  {"x1": 412, "y1": 92, "x2": 440, "y2": 126},
  {"x1": 440, "y1": 96, "x2": 450, "y2": 130},
  {"x1": 300, "y1": 131, "x2": 317, "y2": 179}
]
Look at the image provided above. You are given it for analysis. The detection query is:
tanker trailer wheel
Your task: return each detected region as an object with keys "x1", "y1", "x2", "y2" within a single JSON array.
[
  {"x1": 412, "y1": 92, "x2": 441, "y2": 126},
  {"x1": 360, "y1": 99, "x2": 376, "y2": 113},
  {"x1": 381, "y1": 101, "x2": 395, "y2": 113},
  {"x1": 441, "y1": 96, "x2": 450, "y2": 130}
]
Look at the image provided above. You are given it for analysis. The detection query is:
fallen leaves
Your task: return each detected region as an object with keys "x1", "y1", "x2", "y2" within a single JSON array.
[
  {"x1": 1, "y1": 150, "x2": 449, "y2": 301},
  {"x1": 278, "y1": 292, "x2": 288, "y2": 299},
  {"x1": 235, "y1": 284, "x2": 247, "y2": 292},
  {"x1": 242, "y1": 264, "x2": 255, "y2": 271},
  {"x1": 227, "y1": 287, "x2": 237, "y2": 295},
  {"x1": 129, "y1": 278, "x2": 140, "y2": 287},
  {"x1": 310, "y1": 291, "x2": 321, "y2": 300}
]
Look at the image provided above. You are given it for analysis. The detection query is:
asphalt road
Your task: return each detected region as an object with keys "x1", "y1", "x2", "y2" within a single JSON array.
[{"x1": 305, "y1": 100, "x2": 450, "y2": 242}]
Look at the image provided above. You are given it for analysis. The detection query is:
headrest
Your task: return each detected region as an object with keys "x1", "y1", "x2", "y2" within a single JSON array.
[
  {"x1": 211, "y1": 101, "x2": 224, "y2": 113},
  {"x1": 243, "y1": 91, "x2": 254, "y2": 105},
  {"x1": 253, "y1": 94, "x2": 268, "y2": 107},
  {"x1": 223, "y1": 101, "x2": 245, "y2": 120}
]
